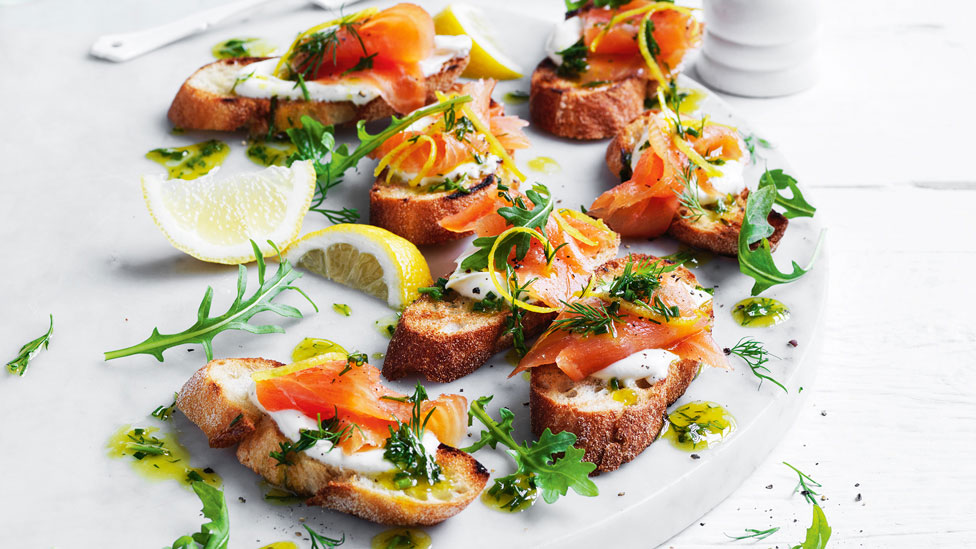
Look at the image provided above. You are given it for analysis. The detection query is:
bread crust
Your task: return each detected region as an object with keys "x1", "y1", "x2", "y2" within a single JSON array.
[
  {"x1": 527, "y1": 255, "x2": 707, "y2": 473},
  {"x1": 168, "y1": 55, "x2": 470, "y2": 134},
  {"x1": 383, "y1": 291, "x2": 556, "y2": 382},
  {"x1": 529, "y1": 59, "x2": 656, "y2": 141},
  {"x1": 604, "y1": 112, "x2": 788, "y2": 255},
  {"x1": 369, "y1": 173, "x2": 499, "y2": 246},
  {"x1": 177, "y1": 358, "x2": 488, "y2": 525}
]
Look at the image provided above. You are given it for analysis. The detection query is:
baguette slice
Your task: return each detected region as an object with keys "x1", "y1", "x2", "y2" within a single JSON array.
[
  {"x1": 176, "y1": 358, "x2": 489, "y2": 525},
  {"x1": 383, "y1": 291, "x2": 557, "y2": 383},
  {"x1": 529, "y1": 59, "x2": 657, "y2": 140},
  {"x1": 168, "y1": 54, "x2": 469, "y2": 135},
  {"x1": 605, "y1": 112, "x2": 788, "y2": 256},
  {"x1": 369, "y1": 171, "x2": 501, "y2": 246},
  {"x1": 528, "y1": 256, "x2": 707, "y2": 473}
]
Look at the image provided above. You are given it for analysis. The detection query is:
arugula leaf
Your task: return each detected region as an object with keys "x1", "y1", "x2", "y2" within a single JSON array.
[
  {"x1": 463, "y1": 396, "x2": 598, "y2": 505},
  {"x1": 166, "y1": 481, "x2": 230, "y2": 549},
  {"x1": 5, "y1": 314, "x2": 53, "y2": 376},
  {"x1": 761, "y1": 169, "x2": 816, "y2": 219},
  {"x1": 383, "y1": 383, "x2": 442, "y2": 487},
  {"x1": 104, "y1": 241, "x2": 316, "y2": 362},
  {"x1": 737, "y1": 182, "x2": 824, "y2": 295},
  {"x1": 793, "y1": 504, "x2": 832, "y2": 549},
  {"x1": 459, "y1": 184, "x2": 556, "y2": 272}
]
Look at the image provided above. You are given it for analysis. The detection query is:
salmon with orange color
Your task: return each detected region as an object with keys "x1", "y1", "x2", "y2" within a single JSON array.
[{"x1": 367, "y1": 79, "x2": 531, "y2": 245}]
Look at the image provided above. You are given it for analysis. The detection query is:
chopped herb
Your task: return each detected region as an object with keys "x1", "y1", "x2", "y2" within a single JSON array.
[
  {"x1": 332, "y1": 303, "x2": 352, "y2": 316},
  {"x1": 418, "y1": 277, "x2": 449, "y2": 301},
  {"x1": 228, "y1": 414, "x2": 243, "y2": 427},
  {"x1": 5, "y1": 314, "x2": 53, "y2": 376},
  {"x1": 555, "y1": 39, "x2": 589, "y2": 79},
  {"x1": 648, "y1": 295, "x2": 680, "y2": 323},
  {"x1": 472, "y1": 291, "x2": 505, "y2": 313},
  {"x1": 503, "y1": 90, "x2": 530, "y2": 105},
  {"x1": 741, "y1": 132, "x2": 773, "y2": 163},
  {"x1": 383, "y1": 383, "x2": 442, "y2": 487},
  {"x1": 152, "y1": 394, "x2": 179, "y2": 421},
  {"x1": 270, "y1": 410, "x2": 355, "y2": 466},
  {"x1": 427, "y1": 176, "x2": 470, "y2": 195},
  {"x1": 338, "y1": 352, "x2": 367, "y2": 376},
  {"x1": 604, "y1": 255, "x2": 678, "y2": 307},
  {"x1": 463, "y1": 395, "x2": 598, "y2": 505},
  {"x1": 342, "y1": 52, "x2": 377, "y2": 75},
  {"x1": 104, "y1": 241, "x2": 316, "y2": 362},
  {"x1": 608, "y1": 377, "x2": 621, "y2": 391},
  {"x1": 582, "y1": 80, "x2": 610, "y2": 88}
]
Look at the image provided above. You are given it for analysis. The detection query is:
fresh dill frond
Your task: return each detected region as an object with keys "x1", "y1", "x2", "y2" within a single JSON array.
[
  {"x1": 270, "y1": 410, "x2": 355, "y2": 466},
  {"x1": 550, "y1": 300, "x2": 625, "y2": 337},
  {"x1": 725, "y1": 337, "x2": 786, "y2": 392},
  {"x1": 725, "y1": 527, "x2": 780, "y2": 541}
]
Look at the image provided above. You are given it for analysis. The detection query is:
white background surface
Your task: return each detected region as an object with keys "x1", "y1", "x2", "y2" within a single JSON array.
[{"x1": 1, "y1": 0, "x2": 975, "y2": 547}]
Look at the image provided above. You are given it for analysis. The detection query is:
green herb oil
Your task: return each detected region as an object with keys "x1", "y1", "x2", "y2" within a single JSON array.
[
  {"x1": 107, "y1": 425, "x2": 221, "y2": 488},
  {"x1": 662, "y1": 401, "x2": 736, "y2": 451},
  {"x1": 731, "y1": 297, "x2": 791, "y2": 328},
  {"x1": 291, "y1": 338, "x2": 347, "y2": 362},
  {"x1": 146, "y1": 140, "x2": 229, "y2": 180},
  {"x1": 371, "y1": 528, "x2": 431, "y2": 549},
  {"x1": 212, "y1": 37, "x2": 276, "y2": 59}
]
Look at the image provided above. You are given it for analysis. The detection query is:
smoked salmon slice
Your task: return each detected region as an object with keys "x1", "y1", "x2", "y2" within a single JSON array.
[{"x1": 254, "y1": 359, "x2": 467, "y2": 453}]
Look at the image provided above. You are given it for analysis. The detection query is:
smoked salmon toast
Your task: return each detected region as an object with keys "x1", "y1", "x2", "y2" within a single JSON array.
[
  {"x1": 168, "y1": 4, "x2": 472, "y2": 135},
  {"x1": 176, "y1": 355, "x2": 488, "y2": 525},
  {"x1": 513, "y1": 254, "x2": 729, "y2": 472},
  {"x1": 530, "y1": 0, "x2": 702, "y2": 140},
  {"x1": 383, "y1": 183, "x2": 620, "y2": 383},
  {"x1": 368, "y1": 79, "x2": 530, "y2": 245},
  {"x1": 595, "y1": 103, "x2": 788, "y2": 255}
]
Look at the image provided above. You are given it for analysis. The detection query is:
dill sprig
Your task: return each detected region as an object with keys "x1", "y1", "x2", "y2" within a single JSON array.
[
  {"x1": 648, "y1": 295, "x2": 680, "y2": 323},
  {"x1": 550, "y1": 300, "x2": 625, "y2": 337},
  {"x1": 725, "y1": 527, "x2": 780, "y2": 541},
  {"x1": 725, "y1": 337, "x2": 786, "y2": 393},
  {"x1": 604, "y1": 255, "x2": 678, "y2": 307},
  {"x1": 784, "y1": 462, "x2": 822, "y2": 505},
  {"x1": 270, "y1": 410, "x2": 355, "y2": 466},
  {"x1": 502, "y1": 268, "x2": 535, "y2": 358},
  {"x1": 674, "y1": 164, "x2": 706, "y2": 221},
  {"x1": 304, "y1": 525, "x2": 345, "y2": 549}
]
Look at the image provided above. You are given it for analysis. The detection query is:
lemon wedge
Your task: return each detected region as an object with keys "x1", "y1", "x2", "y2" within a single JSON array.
[
  {"x1": 434, "y1": 4, "x2": 523, "y2": 80},
  {"x1": 284, "y1": 224, "x2": 432, "y2": 309},
  {"x1": 141, "y1": 161, "x2": 316, "y2": 264}
]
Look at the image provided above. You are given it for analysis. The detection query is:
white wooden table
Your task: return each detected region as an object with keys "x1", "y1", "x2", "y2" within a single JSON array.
[{"x1": 1, "y1": 0, "x2": 974, "y2": 546}]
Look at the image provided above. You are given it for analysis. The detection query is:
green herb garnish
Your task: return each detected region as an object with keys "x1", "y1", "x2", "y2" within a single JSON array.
[
  {"x1": 342, "y1": 52, "x2": 377, "y2": 75},
  {"x1": 270, "y1": 410, "x2": 355, "y2": 466},
  {"x1": 5, "y1": 314, "x2": 53, "y2": 376},
  {"x1": 152, "y1": 393, "x2": 179, "y2": 421},
  {"x1": 726, "y1": 337, "x2": 785, "y2": 392},
  {"x1": 383, "y1": 383, "x2": 442, "y2": 487},
  {"x1": 418, "y1": 277, "x2": 449, "y2": 300},
  {"x1": 555, "y1": 39, "x2": 589, "y2": 79},
  {"x1": 472, "y1": 291, "x2": 505, "y2": 313},
  {"x1": 459, "y1": 184, "x2": 556, "y2": 272},
  {"x1": 726, "y1": 527, "x2": 780, "y2": 541},
  {"x1": 741, "y1": 132, "x2": 773, "y2": 163},
  {"x1": 502, "y1": 268, "x2": 534, "y2": 357},
  {"x1": 550, "y1": 300, "x2": 625, "y2": 337},
  {"x1": 165, "y1": 481, "x2": 230, "y2": 549},
  {"x1": 105, "y1": 241, "x2": 316, "y2": 362},
  {"x1": 738, "y1": 171, "x2": 824, "y2": 295},
  {"x1": 785, "y1": 462, "x2": 831, "y2": 549},
  {"x1": 338, "y1": 352, "x2": 367, "y2": 376},
  {"x1": 304, "y1": 524, "x2": 345, "y2": 548},
  {"x1": 463, "y1": 395, "x2": 598, "y2": 505},
  {"x1": 428, "y1": 176, "x2": 471, "y2": 195},
  {"x1": 605, "y1": 255, "x2": 678, "y2": 307}
]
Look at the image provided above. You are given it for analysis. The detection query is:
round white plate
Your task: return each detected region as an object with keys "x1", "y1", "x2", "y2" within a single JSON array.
[{"x1": 0, "y1": 2, "x2": 827, "y2": 548}]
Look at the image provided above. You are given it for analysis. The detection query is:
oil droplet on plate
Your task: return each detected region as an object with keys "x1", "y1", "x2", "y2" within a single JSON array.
[
  {"x1": 527, "y1": 156, "x2": 560, "y2": 174},
  {"x1": 146, "y1": 140, "x2": 229, "y2": 180},
  {"x1": 661, "y1": 401, "x2": 735, "y2": 452},
  {"x1": 371, "y1": 528, "x2": 431, "y2": 549},
  {"x1": 731, "y1": 297, "x2": 791, "y2": 328},
  {"x1": 107, "y1": 425, "x2": 221, "y2": 488}
]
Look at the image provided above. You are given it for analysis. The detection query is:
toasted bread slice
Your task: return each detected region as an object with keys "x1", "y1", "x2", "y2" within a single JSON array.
[
  {"x1": 605, "y1": 112, "x2": 788, "y2": 256},
  {"x1": 370, "y1": 172, "x2": 500, "y2": 246},
  {"x1": 168, "y1": 55, "x2": 469, "y2": 135},
  {"x1": 529, "y1": 59, "x2": 656, "y2": 141},
  {"x1": 383, "y1": 291, "x2": 557, "y2": 383},
  {"x1": 176, "y1": 358, "x2": 488, "y2": 525},
  {"x1": 528, "y1": 256, "x2": 707, "y2": 473}
]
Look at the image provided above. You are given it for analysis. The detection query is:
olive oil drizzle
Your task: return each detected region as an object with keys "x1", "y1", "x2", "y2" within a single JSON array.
[
  {"x1": 146, "y1": 140, "x2": 229, "y2": 180},
  {"x1": 731, "y1": 297, "x2": 791, "y2": 328},
  {"x1": 527, "y1": 156, "x2": 561, "y2": 174},
  {"x1": 107, "y1": 425, "x2": 221, "y2": 488},
  {"x1": 371, "y1": 528, "x2": 431, "y2": 549},
  {"x1": 291, "y1": 337, "x2": 348, "y2": 362},
  {"x1": 661, "y1": 401, "x2": 736, "y2": 451}
]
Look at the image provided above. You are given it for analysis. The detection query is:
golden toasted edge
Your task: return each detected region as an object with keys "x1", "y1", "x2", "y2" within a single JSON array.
[
  {"x1": 527, "y1": 254, "x2": 706, "y2": 473},
  {"x1": 384, "y1": 292, "x2": 556, "y2": 382},
  {"x1": 176, "y1": 357, "x2": 284, "y2": 448},
  {"x1": 604, "y1": 113, "x2": 789, "y2": 255},
  {"x1": 529, "y1": 59, "x2": 654, "y2": 141},
  {"x1": 180, "y1": 358, "x2": 488, "y2": 525},
  {"x1": 167, "y1": 54, "x2": 470, "y2": 134},
  {"x1": 369, "y1": 173, "x2": 498, "y2": 246}
]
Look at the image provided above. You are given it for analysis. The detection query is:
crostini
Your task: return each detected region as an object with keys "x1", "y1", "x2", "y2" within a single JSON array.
[
  {"x1": 530, "y1": 0, "x2": 701, "y2": 140},
  {"x1": 168, "y1": 4, "x2": 472, "y2": 134},
  {"x1": 591, "y1": 98, "x2": 788, "y2": 255},
  {"x1": 366, "y1": 79, "x2": 530, "y2": 245},
  {"x1": 176, "y1": 355, "x2": 488, "y2": 525},
  {"x1": 512, "y1": 254, "x2": 728, "y2": 472},
  {"x1": 383, "y1": 183, "x2": 620, "y2": 383}
]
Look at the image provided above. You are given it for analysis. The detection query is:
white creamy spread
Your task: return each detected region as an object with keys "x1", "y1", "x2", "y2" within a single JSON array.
[
  {"x1": 249, "y1": 384, "x2": 440, "y2": 474},
  {"x1": 630, "y1": 131, "x2": 747, "y2": 206},
  {"x1": 684, "y1": 282, "x2": 713, "y2": 308},
  {"x1": 233, "y1": 35, "x2": 472, "y2": 104},
  {"x1": 590, "y1": 349, "x2": 680, "y2": 387},
  {"x1": 545, "y1": 15, "x2": 583, "y2": 66},
  {"x1": 445, "y1": 245, "x2": 497, "y2": 300},
  {"x1": 392, "y1": 155, "x2": 500, "y2": 188}
]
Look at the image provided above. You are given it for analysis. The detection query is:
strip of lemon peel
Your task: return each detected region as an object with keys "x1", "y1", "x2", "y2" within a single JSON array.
[{"x1": 487, "y1": 226, "x2": 559, "y2": 314}]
